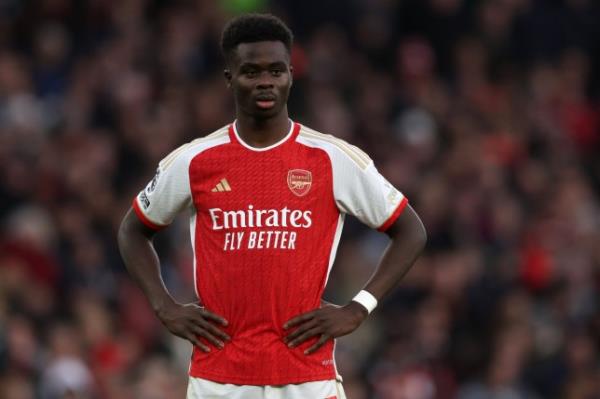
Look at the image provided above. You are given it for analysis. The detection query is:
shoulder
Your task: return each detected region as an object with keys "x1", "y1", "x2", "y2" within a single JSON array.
[
  {"x1": 159, "y1": 125, "x2": 231, "y2": 170},
  {"x1": 296, "y1": 124, "x2": 372, "y2": 171}
]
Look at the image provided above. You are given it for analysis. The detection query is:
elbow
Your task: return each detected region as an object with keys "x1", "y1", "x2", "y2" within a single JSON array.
[
  {"x1": 415, "y1": 221, "x2": 427, "y2": 254},
  {"x1": 410, "y1": 208, "x2": 427, "y2": 254},
  {"x1": 402, "y1": 221, "x2": 427, "y2": 260},
  {"x1": 399, "y1": 216, "x2": 426, "y2": 255},
  {"x1": 117, "y1": 216, "x2": 131, "y2": 252}
]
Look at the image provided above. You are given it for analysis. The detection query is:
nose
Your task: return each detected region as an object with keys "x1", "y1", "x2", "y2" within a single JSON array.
[{"x1": 256, "y1": 71, "x2": 275, "y2": 89}]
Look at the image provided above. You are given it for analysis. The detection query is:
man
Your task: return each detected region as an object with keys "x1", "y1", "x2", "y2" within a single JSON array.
[{"x1": 118, "y1": 13, "x2": 426, "y2": 399}]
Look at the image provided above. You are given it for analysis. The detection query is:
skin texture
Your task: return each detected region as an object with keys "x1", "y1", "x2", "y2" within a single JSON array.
[{"x1": 118, "y1": 39, "x2": 427, "y2": 355}]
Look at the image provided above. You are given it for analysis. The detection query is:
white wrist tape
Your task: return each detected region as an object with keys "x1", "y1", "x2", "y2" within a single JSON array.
[{"x1": 352, "y1": 290, "x2": 378, "y2": 314}]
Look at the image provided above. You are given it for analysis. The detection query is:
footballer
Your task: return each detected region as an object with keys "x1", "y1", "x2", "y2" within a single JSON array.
[{"x1": 118, "y1": 13, "x2": 426, "y2": 399}]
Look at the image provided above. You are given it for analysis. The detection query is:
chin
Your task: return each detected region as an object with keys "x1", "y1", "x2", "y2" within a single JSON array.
[{"x1": 252, "y1": 107, "x2": 282, "y2": 119}]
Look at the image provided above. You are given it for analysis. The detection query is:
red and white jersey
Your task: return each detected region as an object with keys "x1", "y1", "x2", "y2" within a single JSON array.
[{"x1": 133, "y1": 121, "x2": 408, "y2": 385}]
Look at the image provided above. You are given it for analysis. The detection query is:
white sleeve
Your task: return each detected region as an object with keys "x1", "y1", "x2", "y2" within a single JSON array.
[
  {"x1": 332, "y1": 153, "x2": 408, "y2": 232},
  {"x1": 132, "y1": 148, "x2": 192, "y2": 230}
]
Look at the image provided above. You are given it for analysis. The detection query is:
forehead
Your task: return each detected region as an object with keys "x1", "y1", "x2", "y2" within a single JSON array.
[{"x1": 232, "y1": 41, "x2": 290, "y2": 66}]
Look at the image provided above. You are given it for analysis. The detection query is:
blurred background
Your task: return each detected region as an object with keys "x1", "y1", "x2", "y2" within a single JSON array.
[{"x1": 0, "y1": 0, "x2": 599, "y2": 398}]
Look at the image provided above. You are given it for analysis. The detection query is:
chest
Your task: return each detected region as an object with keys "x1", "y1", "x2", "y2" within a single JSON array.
[{"x1": 189, "y1": 144, "x2": 334, "y2": 213}]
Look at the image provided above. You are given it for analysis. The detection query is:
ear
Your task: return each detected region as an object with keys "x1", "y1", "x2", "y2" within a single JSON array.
[
  {"x1": 289, "y1": 65, "x2": 294, "y2": 88},
  {"x1": 224, "y1": 69, "x2": 232, "y2": 89}
]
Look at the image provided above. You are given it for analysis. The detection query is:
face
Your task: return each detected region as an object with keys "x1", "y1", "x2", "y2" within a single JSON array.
[{"x1": 225, "y1": 41, "x2": 293, "y2": 119}]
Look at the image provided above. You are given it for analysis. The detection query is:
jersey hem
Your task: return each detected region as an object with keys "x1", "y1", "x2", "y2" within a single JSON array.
[
  {"x1": 188, "y1": 367, "x2": 337, "y2": 386},
  {"x1": 132, "y1": 197, "x2": 166, "y2": 231},
  {"x1": 377, "y1": 197, "x2": 409, "y2": 232}
]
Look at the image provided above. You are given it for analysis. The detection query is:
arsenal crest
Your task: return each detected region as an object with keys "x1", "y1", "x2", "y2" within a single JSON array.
[{"x1": 287, "y1": 169, "x2": 312, "y2": 196}]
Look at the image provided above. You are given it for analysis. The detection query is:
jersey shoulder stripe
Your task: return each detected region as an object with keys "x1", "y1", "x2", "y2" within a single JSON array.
[
  {"x1": 297, "y1": 126, "x2": 372, "y2": 170},
  {"x1": 160, "y1": 127, "x2": 230, "y2": 170}
]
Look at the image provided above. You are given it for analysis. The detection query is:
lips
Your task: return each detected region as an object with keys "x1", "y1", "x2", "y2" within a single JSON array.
[{"x1": 254, "y1": 94, "x2": 276, "y2": 109}]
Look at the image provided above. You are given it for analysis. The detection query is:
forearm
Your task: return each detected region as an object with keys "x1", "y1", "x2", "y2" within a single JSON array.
[
  {"x1": 363, "y1": 205, "x2": 427, "y2": 302},
  {"x1": 118, "y1": 209, "x2": 175, "y2": 312}
]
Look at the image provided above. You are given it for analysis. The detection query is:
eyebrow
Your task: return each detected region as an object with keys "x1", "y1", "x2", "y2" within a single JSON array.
[{"x1": 239, "y1": 61, "x2": 287, "y2": 69}]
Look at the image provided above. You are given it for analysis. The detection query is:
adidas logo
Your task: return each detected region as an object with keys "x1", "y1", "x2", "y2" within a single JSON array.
[{"x1": 211, "y1": 178, "x2": 231, "y2": 192}]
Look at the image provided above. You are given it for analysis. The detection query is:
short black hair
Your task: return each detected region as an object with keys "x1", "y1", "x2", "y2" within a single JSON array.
[{"x1": 221, "y1": 14, "x2": 293, "y2": 61}]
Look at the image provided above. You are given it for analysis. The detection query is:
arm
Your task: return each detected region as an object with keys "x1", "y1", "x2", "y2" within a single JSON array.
[
  {"x1": 283, "y1": 205, "x2": 426, "y2": 354},
  {"x1": 118, "y1": 208, "x2": 230, "y2": 352},
  {"x1": 363, "y1": 204, "x2": 427, "y2": 303}
]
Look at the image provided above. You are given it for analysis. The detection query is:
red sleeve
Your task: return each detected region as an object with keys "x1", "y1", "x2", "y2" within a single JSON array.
[
  {"x1": 132, "y1": 197, "x2": 165, "y2": 231},
  {"x1": 377, "y1": 197, "x2": 408, "y2": 232}
]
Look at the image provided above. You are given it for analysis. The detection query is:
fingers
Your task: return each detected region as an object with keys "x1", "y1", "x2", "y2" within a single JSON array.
[
  {"x1": 284, "y1": 311, "x2": 316, "y2": 329},
  {"x1": 305, "y1": 334, "x2": 330, "y2": 355},
  {"x1": 284, "y1": 319, "x2": 317, "y2": 344},
  {"x1": 201, "y1": 309, "x2": 229, "y2": 327},
  {"x1": 287, "y1": 327, "x2": 321, "y2": 348},
  {"x1": 185, "y1": 332, "x2": 210, "y2": 352},
  {"x1": 190, "y1": 324, "x2": 224, "y2": 349},
  {"x1": 189, "y1": 311, "x2": 231, "y2": 350},
  {"x1": 186, "y1": 306, "x2": 230, "y2": 349},
  {"x1": 194, "y1": 318, "x2": 231, "y2": 341}
]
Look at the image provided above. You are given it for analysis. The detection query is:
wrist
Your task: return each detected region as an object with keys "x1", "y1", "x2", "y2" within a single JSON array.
[
  {"x1": 151, "y1": 295, "x2": 177, "y2": 316},
  {"x1": 345, "y1": 301, "x2": 368, "y2": 322},
  {"x1": 351, "y1": 290, "x2": 378, "y2": 314}
]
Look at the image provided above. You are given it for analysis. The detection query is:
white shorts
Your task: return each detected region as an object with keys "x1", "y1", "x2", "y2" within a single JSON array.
[{"x1": 186, "y1": 376, "x2": 347, "y2": 399}]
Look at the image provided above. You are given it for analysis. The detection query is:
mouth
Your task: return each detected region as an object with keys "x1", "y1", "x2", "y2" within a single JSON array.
[{"x1": 254, "y1": 94, "x2": 276, "y2": 110}]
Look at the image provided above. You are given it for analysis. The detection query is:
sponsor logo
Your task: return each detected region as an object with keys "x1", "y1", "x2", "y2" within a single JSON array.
[
  {"x1": 207, "y1": 205, "x2": 313, "y2": 251},
  {"x1": 287, "y1": 169, "x2": 312, "y2": 196},
  {"x1": 146, "y1": 168, "x2": 160, "y2": 194},
  {"x1": 208, "y1": 205, "x2": 312, "y2": 230},
  {"x1": 139, "y1": 192, "x2": 150, "y2": 209},
  {"x1": 222, "y1": 230, "x2": 297, "y2": 250},
  {"x1": 211, "y1": 178, "x2": 232, "y2": 192}
]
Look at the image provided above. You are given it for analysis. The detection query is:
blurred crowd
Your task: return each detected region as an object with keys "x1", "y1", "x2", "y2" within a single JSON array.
[{"x1": 1, "y1": 0, "x2": 599, "y2": 398}]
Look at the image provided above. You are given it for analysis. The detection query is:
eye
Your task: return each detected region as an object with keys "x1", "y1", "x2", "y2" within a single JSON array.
[
  {"x1": 270, "y1": 69, "x2": 283, "y2": 77},
  {"x1": 245, "y1": 70, "x2": 258, "y2": 78}
]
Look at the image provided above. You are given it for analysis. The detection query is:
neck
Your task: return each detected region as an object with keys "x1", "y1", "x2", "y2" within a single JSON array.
[{"x1": 235, "y1": 109, "x2": 291, "y2": 148}]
